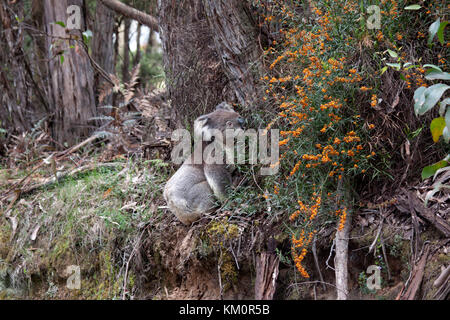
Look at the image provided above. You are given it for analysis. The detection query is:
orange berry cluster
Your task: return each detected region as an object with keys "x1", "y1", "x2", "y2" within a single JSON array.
[{"x1": 256, "y1": 0, "x2": 374, "y2": 278}]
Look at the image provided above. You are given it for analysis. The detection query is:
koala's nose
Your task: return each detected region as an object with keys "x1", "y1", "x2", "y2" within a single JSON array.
[{"x1": 238, "y1": 117, "x2": 245, "y2": 128}]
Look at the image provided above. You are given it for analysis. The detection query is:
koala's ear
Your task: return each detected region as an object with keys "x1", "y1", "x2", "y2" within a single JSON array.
[
  {"x1": 194, "y1": 115, "x2": 212, "y2": 141},
  {"x1": 215, "y1": 102, "x2": 234, "y2": 112}
]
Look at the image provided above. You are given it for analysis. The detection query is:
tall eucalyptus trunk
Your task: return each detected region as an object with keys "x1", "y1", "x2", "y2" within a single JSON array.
[
  {"x1": 92, "y1": 0, "x2": 115, "y2": 105},
  {"x1": 43, "y1": 0, "x2": 97, "y2": 146},
  {"x1": 158, "y1": 0, "x2": 261, "y2": 124}
]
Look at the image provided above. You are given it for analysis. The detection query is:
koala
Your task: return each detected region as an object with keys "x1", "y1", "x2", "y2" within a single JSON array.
[{"x1": 163, "y1": 102, "x2": 245, "y2": 225}]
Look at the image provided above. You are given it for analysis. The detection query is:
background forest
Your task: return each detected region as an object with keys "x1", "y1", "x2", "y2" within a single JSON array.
[{"x1": 0, "y1": 0, "x2": 449, "y2": 300}]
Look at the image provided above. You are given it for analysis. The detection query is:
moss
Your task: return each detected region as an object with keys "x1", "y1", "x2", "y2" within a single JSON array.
[
  {"x1": 437, "y1": 253, "x2": 450, "y2": 264},
  {"x1": 220, "y1": 251, "x2": 238, "y2": 292},
  {"x1": 274, "y1": 232, "x2": 289, "y2": 243},
  {"x1": 207, "y1": 219, "x2": 240, "y2": 244},
  {"x1": 0, "y1": 222, "x2": 11, "y2": 259}
]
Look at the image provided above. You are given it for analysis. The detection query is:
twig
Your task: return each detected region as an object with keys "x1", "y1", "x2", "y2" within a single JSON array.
[
  {"x1": 326, "y1": 239, "x2": 335, "y2": 271},
  {"x1": 381, "y1": 237, "x2": 391, "y2": 281},
  {"x1": 312, "y1": 235, "x2": 326, "y2": 291},
  {"x1": 369, "y1": 219, "x2": 384, "y2": 254},
  {"x1": 218, "y1": 247, "x2": 224, "y2": 300},
  {"x1": 122, "y1": 228, "x2": 146, "y2": 300},
  {"x1": 229, "y1": 244, "x2": 240, "y2": 270}
]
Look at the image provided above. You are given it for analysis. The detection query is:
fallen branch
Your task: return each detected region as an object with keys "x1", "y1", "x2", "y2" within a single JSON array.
[
  {"x1": 397, "y1": 244, "x2": 430, "y2": 300},
  {"x1": 409, "y1": 192, "x2": 450, "y2": 238},
  {"x1": 1, "y1": 134, "x2": 102, "y2": 202},
  {"x1": 433, "y1": 265, "x2": 450, "y2": 288},
  {"x1": 433, "y1": 281, "x2": 450, "y2": 300}
]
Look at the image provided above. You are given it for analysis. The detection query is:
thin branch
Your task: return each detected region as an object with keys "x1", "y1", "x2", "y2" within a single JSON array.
[
  {"x1": 99, "y1": 0, "x2": 158, "y2": 30},
  {"x1": 312, "y1": 235, "x2": 326, "y2": 291}
]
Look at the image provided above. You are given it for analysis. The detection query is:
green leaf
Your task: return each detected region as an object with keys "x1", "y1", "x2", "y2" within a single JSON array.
[
  {"x1": 428, "y1": 18, "x2": 441, "y2": 45},
  {"x1": 439, "y1": 98, "x2": 450, "y2": 117},
  {"x1": 416, "y1": 84, "x2": 450, "y2": 116},
  {"x1": 430, "y1": 117, "x2": 446, "y2": 142},
  {"x1": 380, "y1": 66, "x2": 388, "y2": 75},
  {"x1": 437, "y1": 21, "x2": 449, "y2": 45},
  {"x1": 414, "y1": 86, "x2": 427, "y2": 115},
  {"x1": 60, "y1": 54, "x2": 64, "y2": 64},
  {"x1": 53, "y1": 21, "x2": 66, "y2": 28},
  {"x1": 422, "y1": 160, "x2": 448, "y2": 180},
  {"x1": 405, "y1": 4, "x2": 421, "y2": 10},
  {"x1": 423, "y1": 64, "x2": 443, "y2": 72},
  {"x1": 387, "y1": 49, "x2": 398, "y2": 58},
  {"x1": 446, "y1": 107, "x2": 450, "y2": 131},
  {"x1": 404, "y1": 64, "x2": 419, "y2": 70},
  {"x1": 82, "y1": 30, "x2": 93, "y2": 45},
  {"x1": 82, "y1": 30, "x2": 93, "y2": 39},
  {"x1": 425, "y1": 71, "x2": 450, "y2": 81},
  {"x1": 443, "y1": 126, "x2": 450, "y2": 143},
  {"x1": 386, "y1": 63, "x2": 401, "y2": 70}
]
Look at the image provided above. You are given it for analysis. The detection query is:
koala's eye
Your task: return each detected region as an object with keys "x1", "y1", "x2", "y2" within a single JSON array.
[{"x1": 226, "y1": 121, "x2": 233, "y2": 127}]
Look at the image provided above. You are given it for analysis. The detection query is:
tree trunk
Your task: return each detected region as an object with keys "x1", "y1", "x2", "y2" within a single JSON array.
[
  {"x1": 0, "y1": 2, "x2": 32, "y2": 133},
  {"x1": 113, "y1": 19, "x2": 121, "y2": 73},
  {"x1": 145, "y1": 29, "x2": 156, "y2": 55},
  {"x1": 43, "y1": 0, "x2": 97, "y2": 146},
  {"x1": 134, "y1": 23, "x2": 142, "y2": 67},
  {"x1": 122, "y1": 18, "x2": 131, "y2": 83},
  {"x1": 92, "y1": 0, "x2": 115, "y2": 105},
  {"x1": 203, "y1": 0, "x2": 261, "y2": 108},
  {"x1": 158, "y1": 0, "x2": 230, "y2": 121},
  {"x1": 0, "y1": 0, "x2": 51, "y2": 135},
  {"x1": 0, "y1": 1, "x2": 27, "y2": 133},
  {"x1": 335, "y1": 212, "x2": 352, "y2": 300},
  {"x1": 255, "y1": 251, "x2": 280, "y2": 300},
  {"x1": 158, "y1": 0, "x2": 261, "y2": 123}
]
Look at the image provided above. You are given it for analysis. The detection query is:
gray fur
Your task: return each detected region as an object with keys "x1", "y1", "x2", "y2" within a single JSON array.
[{"x1": 164, "y1": 102, "x2": 244, "y2": 225}]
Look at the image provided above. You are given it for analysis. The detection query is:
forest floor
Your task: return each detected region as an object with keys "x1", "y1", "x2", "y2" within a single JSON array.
[{"x1": 0, "y1": 130, "x2": 448, "y2": 300}]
